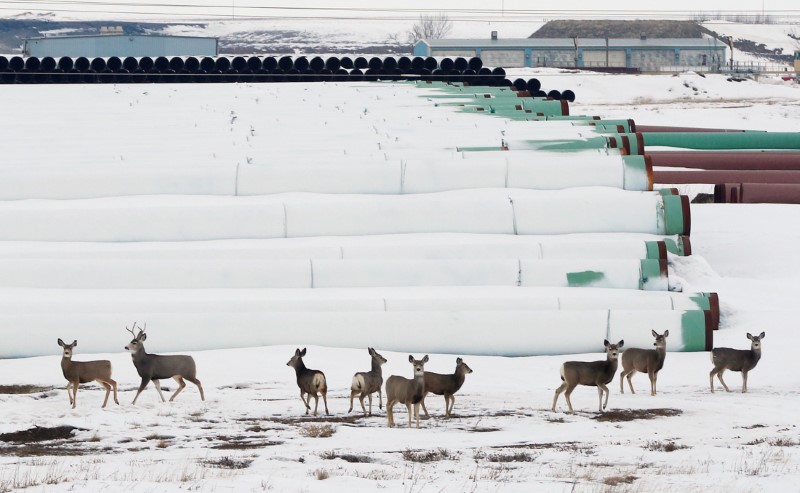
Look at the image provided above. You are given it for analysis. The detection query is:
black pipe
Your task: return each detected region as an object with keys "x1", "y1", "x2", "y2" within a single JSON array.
[
  {"x1": 184, "y1": 57, "x2": 200, "y2": 72},
  {"x1": 286, "y1": 68, "x2": 300, "y2": 81},
  {"x1": 98, "y1": 68, "x2": 115, "y2": 83},
  {"x1": 199, "y1": 57, "x2": 215, "y2": 72},
  {"x1": 418, "y1": 68, "x2": 432, "y2": 81},
  {"x1": 161, "y1": 69, "x2": 177, "y2": 83},
  {"x1": 271, "y1": 68, "x2": 286, "y2": 82},
  {"x1": 224, "y1": 68, "x2": 239, "y2": 83},
  {"x1": 424, "y1": 57, "x2": 438, "y2": 71},
  {"x1": 67, "y1": 68, "x2": 81, "y2": 83},
  {"x1": 24, "y1": 57, "x2": 41, "y2": 71},
  {"x1": 293, "y1": 57, "x2": 309, "y2": 71},
  {"x1": 562, "y1": 89, "x2": 576, "y2": 102},
  {"x1": 462, "y1": 69, "x2": 476, "y2": 84},
  {"x1": 138, "y1": 57, "x2": 154, "y2": 72},
  {"x1": 431, "y1": 68, "x2": 444, "y2": 82},
  {"x1": 491, "y1": 67, "x2": 506, "y2": 82},
  {"x1": 310, "y1": 56, "x2": 325, "y2": 72},
  {"x1": 325, "y1": 56, "x2": 341, "y2": 71},
  {"x1": 122, "y1": 56, "x2": 138, "y2": 72},
  {"x1": 500, "y1": 78, "x2": 513, "y2": 88},
  {"x1": 231, "y1": 56, "x2": 247, "y2": 72},
  {"x1": 107, "y1": 56, "x2": 122, "y2": 72},
  {"x1": 83, "y1": 69, "x2": 97, "y2": 83},
  {"x1": 513, "y1": 78, "x2": 526, "y2": 91},
  {"x1": 154, "y1": 56, "x2": 169, "y2": 72},
  {"x1": 547, "y1": 89, "x2": 562, "y2": 100},
  {"x1": 354, "y1": 57, "x2": 368, "y2": 70},
  {"x1": 1, "y1": 70, "x2": 16, "y2": 84},
  {"x1": 166, "y1": 57, "x2": 183, "y2": 72},
  {"x1": 90, "y1": 57, "x2": 106, "y2": 72},
  {"x1": 527, "y1": 78, "x2": 541, "y2": 92},
  {"x1": 340, "y1": 56, "x2": 354, "y2": 69},
  {"x1": 534, "y1": 90, "x2": 547, "y2": 98},
  {"x1": 383, "y1": 56, "x2": 397, "y2": 72},
  {"x1": 278, "y1": 56, "x2": 293, "y2": 71},
  {"x1": 447, "y1": 69, "x2": 460, "y2": 83},
  {"x1": 260, "y1": 56, "x2": 275, "y2": 71},
  {"x1": 132, "y1": 69, "x2": 148, "y2": 83},
  {"x1": 368, "y1": 57, "x2": 383, "y2": 71},
  {"x1": 57, "y1": 56, "x2": 73, "y2": 71},
  {"x1": 335, "y1": 68, "x2": 348, "y2": 80},
  {"x1": 115, "y1": 68, "x2": 131, "y2": 83},
  {"x1": 477, "y1": 67, "x2": 492, "y2": 85},
  {"x1": 9, "y1": 57, "x2": 25, "y2": 71},
  {"x1": 439, "y1": 57, "x2": 455, "y2": 72},
  {"x1": 410, "y1": 56, "x2": 425, "y2": 71},
  {"x1": 397, "y1": 56, "x2": 412, "y2": 72},
  {"x1": 40, "y1": 56, "x2": 57, "y2": 72},
  {"x1": 319, "y1": 68, "x2": 333, "y2": 82},
  {"x1": 364, "y1": 68, "x2": 379, "y2": 81},
  {"x1": 74, "y1": 57, "x2": 90, "y2": 72},
  {"x1": 50, "y1": 68, "x2": 64, "y2": 83},
  {"x1": 247, "y1": 56, "x2": 262, "y2": 72},
  {"x1": 454, "y1": 57, "x2": 468, "y2": 71},
  {"x1": 0, "y1": 56, "x2": 8, "y2": 71},
  {"x1": 468, "y1": 57, "x2": 483, "y2": 71},
  {"x1": 349, "y1": 68, "x2": 364, "y2": 81},
  {"x1": 215, "y1": 57, "x2": 231, "y2": 72},
  {"x1": 17, "y1": 69, "x2": 34, "y2": 83}
]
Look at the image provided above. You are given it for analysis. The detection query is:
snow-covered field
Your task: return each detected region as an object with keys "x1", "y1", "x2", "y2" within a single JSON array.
[{"x1": 1, "y1": 72, "x2": 799, "y2": 492}]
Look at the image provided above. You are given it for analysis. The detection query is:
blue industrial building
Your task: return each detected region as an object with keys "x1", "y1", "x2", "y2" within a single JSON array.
[
  {"x1": 413, "y1": 37, "x2": 727, "y2": 71},
  {"x1": 23, "y1": 34, "x2": 218, "y2": 58}
]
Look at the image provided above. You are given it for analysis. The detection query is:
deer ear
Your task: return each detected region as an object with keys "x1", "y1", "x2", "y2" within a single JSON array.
[
  {"x1": 408, "y1": 355, "x2": 414, "y2": 363},
  {"x1": 368, "y1": 347, "x2": 374, "y2": 355},
  {"x1": 759, "y1": 331, "x2": 765, "y2": 339},
  {"x1": 57, "y1": 338, "x2": 64, "y2": 347},
  {"x1": 300, "y1": 348, "x2": 307, "y2": 357},
  {"x1": 456, "y1": 357, "x2": 463, "y2": 364},
  {"x1": 139, "y1": 332, "x2": 147, "y2": 341},
  {"x1": 604, "y1": 339, "x2": 610, "y2": 347},
  {"x1": 651, "y1": 329, "x2": 658, "y2": 338},
  {"x1": 618, "y1": 340, "x2": 624, "y2": 348},
  {"x1": 422, "y1": 355, "x2": 429, "y2": 363},
  {"x1": 663, "y1": 330, "x2": 669, "y2": 337},
  {"x1": 72, "y1": 340, "x2": 77, "y2": 347},
  {"x1": 747, "y1": 333, "x2": 753, "y2": 340}
]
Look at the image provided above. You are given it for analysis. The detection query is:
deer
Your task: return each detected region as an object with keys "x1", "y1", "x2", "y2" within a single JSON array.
[
  {"x1": 619, "y1": 330, "x2": 669, "y2": 396},
  {"x1": 58, "y1": 339, "x2": 119, "y2": 409},
  {"x1": 552, "y1": 339, "x2": 624, "y2": 414},
  {"x1": 710, "y1": 332, "x2": 765, "y2": 393},
  {"x1": 348, "y1": 347, "x2": 387, "y2": 416},
  {"x1": 421, "y1": 357, "x2": 473, "y2": 418},
  {"x1": 385, "y1": 355, "x2": 429, "y2": 428},
  {"x1": 124, "y1": 323, "x2": 205, "y2": 405},
  {"x1": 286, "y1": 348, "x2": 329, "y2": 416}
]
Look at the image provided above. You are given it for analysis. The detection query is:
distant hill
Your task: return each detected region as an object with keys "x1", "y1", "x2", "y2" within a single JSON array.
[{"x1": 530, "y1": 20, "x2": 712, "y2": 39}]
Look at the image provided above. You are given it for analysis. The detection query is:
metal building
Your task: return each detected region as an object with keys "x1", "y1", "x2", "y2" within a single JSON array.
[
  {"x1": 413, "y1": 37, "x2": 727, "y2": 71},
  {"x1": 23, "y1": 34, "x2": 218, "y2": 58}
]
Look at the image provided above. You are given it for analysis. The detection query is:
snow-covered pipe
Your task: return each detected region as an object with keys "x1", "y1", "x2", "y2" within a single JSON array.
[
  {"x1": 0, "y1": 308, "x2": 712, "y2": 358},
  {"x1": 0, "y1": 189, "x2": 689, "y2": 241}
]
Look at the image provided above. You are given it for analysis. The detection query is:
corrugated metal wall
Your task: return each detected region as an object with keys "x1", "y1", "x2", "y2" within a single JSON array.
[{"x1": 24, "y1": 36, "x2": 217, "y2": 57}]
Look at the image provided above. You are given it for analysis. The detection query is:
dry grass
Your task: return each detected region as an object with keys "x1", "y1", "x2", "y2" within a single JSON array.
[
  {"x1": 201, "y1": 456, "x2": 254, "y2": 469},
  {"x1": 593, "y1": 408, "x2": 682, "y2": 422},
  {"x1": 402, "y1": 448, "x2": 454, "y2": 463},
  {"x1": 319, "y1": 450, "x2": 372, "y2": 463},
  {"x1": 0, "y1": 385, "x2": 54, "y2": 395},
  {"x1": 644, "y1": 440, "x2": 690, "y2": 452},
  {"x1": 475, "y1": 450, "x2": 537, "y2": 463},
  {"x1": 301, "y1": 424, "x2": 335, "y2": 438},
  {"x1": 314, "y1": 469, "x2": 330, "y2": 480},
  {"x1": 604, "y1": 475, "x2": 638, "y2": 486}
]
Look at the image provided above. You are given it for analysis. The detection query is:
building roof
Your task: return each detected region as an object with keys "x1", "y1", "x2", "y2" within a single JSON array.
[
  {"x1": 24, "y1": 34, "x2": 217, "y2": 42},
  {"x1": 416, "y1": 37, "x2": 726, "y2": 49}
]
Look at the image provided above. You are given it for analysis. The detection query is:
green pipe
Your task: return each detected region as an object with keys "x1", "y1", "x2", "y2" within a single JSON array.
[
  {"x1": 641, "y1": 132, "x2": 800, "y2": 150},
  {"x1": 622, "y1": 155, "x2": 651, "y2": 190},
  {"x1": 663, "y1": 194, "x2": 690, "y2": 236},
  {"x1": 681, "y1": 310, "x2": 713, "y2": 351},
  {"x1": 639, "y1": 259, "x2": 667, "y2": 290}
]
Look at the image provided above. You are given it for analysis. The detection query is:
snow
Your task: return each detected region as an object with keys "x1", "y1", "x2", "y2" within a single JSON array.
[{"x1": 1, "y1": 70, "x2": 799, "y2": 492}]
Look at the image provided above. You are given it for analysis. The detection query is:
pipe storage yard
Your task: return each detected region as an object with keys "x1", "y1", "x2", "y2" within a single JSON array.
[{"x1": 9, "y1": 65, "x2": 797, "y2": 357}]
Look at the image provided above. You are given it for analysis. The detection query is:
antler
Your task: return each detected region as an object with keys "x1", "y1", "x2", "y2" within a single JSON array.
[{"x1": 126, "y1": 321, "x2": 138, "y2": 338}]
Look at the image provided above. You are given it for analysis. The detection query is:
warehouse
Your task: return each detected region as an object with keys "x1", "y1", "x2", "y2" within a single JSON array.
[
  {"x1": 23, "y1": 34, "x2": 218, "y2": 58},
  {"x1": 413, "y1": 37, "x2": 727, "y2": 71}
]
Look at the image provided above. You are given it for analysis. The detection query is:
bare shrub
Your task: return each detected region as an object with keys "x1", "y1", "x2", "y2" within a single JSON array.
[
  {"x1": 644, "y1": 440, "x2": 689, "y2": 452},
  {"x1": 402, "y1": 448, "x2": 454, "y2": 463},
  {"x1": 604, "y1": 475, "x2": 638, "y2": 486},
  {"x1": 201, "y1": 456, "x2": 254, "y2": 469},
  {"x1": 314, "y1": 469, "x2": 330, "y2": 480},
  {"x1": 408, "y1": 13, "x2": 452, "y2": 43},
  {"x1": 301, "y1": 424, "x2": 334, "y2": 438}
]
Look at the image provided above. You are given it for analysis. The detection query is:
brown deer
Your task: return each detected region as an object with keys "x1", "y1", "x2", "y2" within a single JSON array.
[
  {"x1": 124, "y1": 323, "x2": 205, "y2": 405},
  {"x1": 552, "y1": 339, "x2": 624, "y2": 414},
  {"x1": 619, "y1": 330, "x2": 669, "y2": 396},
  {"x1": 710, "y1": 332, "x2": 765, "y2": 393},
  {"x1": 421, "y1": 357, "x2": 473, "y2": 418},
  {"x1": 385, "y1": 355, "x2": 429, "y2": 428},
  {"x1": 348, "y1": 347, "x2": 387, "y2": 416},
  {"x1": 286, "y1": 348, "x2": 329, "y2": 416},
  {"x1": 58, "y1": 339, "x2": 119, "y2": 409}
]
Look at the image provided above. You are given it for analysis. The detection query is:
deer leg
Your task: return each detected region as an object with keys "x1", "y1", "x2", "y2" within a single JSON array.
[
  {"x1": 649, "y1": 370, "x2": 657, "y2": 396},
  {"x1": 552, "y1": 383, "x2": 567, "y2": 412},
  {"x1": 386, "y1": 399, "x2": 396, "y2": 427},
  {"x1": 66, "y1": 382, "x2": 73, "y2": 405},
  {"x1": 619, "y1": 371, "x2": 626, "y2": 394},
  {"x1": 107, "y1": 378, "x2": 119, "y2": 405},
  {"x1": 348, "y1": 390, "x2": 356, "y2": 413},
  {"x1": 742, "y1": 371, "x2": 748, "y2": 393},
  {"x1": 185, "y1": 376, "x2": 205, "y2": 401},
  {"x1": 132, "y1": 378, "x2": 151, "y2": 405},
  {"x1": 627, "y1": 371, "x2": 637, "y2": 394},
  {"x1": 406, "y1": 403, "x2": 413, "y2": 428},
  {"x1": 717, "y1": 369, "x2": 731, "y2": 392},
  {"x1": 99, "y1": 380, "x2": 111, "y2": 408},
  {"x1": 378, "y1": 387, "x2": 383, "y2": 410},
  {"x1": 599, "y1": 383, "x2": 610, "y2": 411},
  {"x1": 357, "y1": 393, "x2": 366, "y2": 415},
  {"x1": 311, "y1": 392, "x2": 320, "y2": 416},
  {"x1": 300, "y1": 390, "x2": 310, "y2": 414},
  {"x1": 710, "y1": 368, "x2": 718, "y2": 393},
  {"x1": 152, "y1": 380, "x2": 167, "y2": 402},
  {"x1": 443, "y1": 395, "x2": 450, "y2": 417},
  {"x1": 421, "y1": 395, "x2": 430, "y2": 418},
  {"x1": 367, "y1": 393, "x2": 373, "y2": 416},
  {"x1": 447, "y1": 394, "x2": 456, "y2": 417},
  {"x1": 321, "y1": 390, "x2": 329, "y2": 416},
  {"x1": 564, "y1": 384, "x2": 577, "y2": 414},
  {"x1": 169, "y1": 376, "x2": 186, "y2": 402},
  {"x1": 413, "y1": 403, "x2": 421, "y2": 429},
  {"x1": 71, "y1": 380, "x2": 79, "y2": 409}
]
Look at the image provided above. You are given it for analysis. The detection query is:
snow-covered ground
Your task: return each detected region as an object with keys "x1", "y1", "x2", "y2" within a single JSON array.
[{"x1": 0, "y1": 73, "x2": 799, "y2": 492}]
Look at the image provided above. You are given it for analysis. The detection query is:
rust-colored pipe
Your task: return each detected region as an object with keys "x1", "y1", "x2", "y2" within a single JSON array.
[
  {"x1": 648, "y1": 151, "x2": 800, "y2": 170},
  {"x1": 739, "y1": 183, "x2": 800, "y2": 204},
  {"x1": 654, "y1": 170, "x2": 800, "y2": 185}
]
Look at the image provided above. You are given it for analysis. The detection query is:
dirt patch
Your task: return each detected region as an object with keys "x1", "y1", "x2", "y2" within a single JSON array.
[
  {"x1": 0, "y1": 425, "x2": 95, "y2": 457},
  {"x1": 494, "y1": 442, "x2": 595, "y2": 454},
  {"x1": 210, "y1": 436, "x2": 283, "y2": 450},
  {"x1": 320, "y1": 450, "x2": 373, "y2": 463},
  {"x1": 604, "y1": 475, "x2": 638, "y2": 486},
  {"x1": 0, "y1": 385, "x2": 54, "y2": 395},
  {"x1": 0, "y1": 426, "x2": 83, "y2": 443},
  {"x1": 593, "y1": 408, "x2": 682, "y2": 422}
]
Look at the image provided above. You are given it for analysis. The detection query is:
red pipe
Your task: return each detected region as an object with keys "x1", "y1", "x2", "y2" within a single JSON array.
[
  {"x1": 654, "y1": 170, "x2": 800, "y2": 185},
  {"x1": 648, "y1": 151, "x2": 800, "y2": 170},
  {"x1": 714, "y1": 183, "x2": 800, "y2": 204}
]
